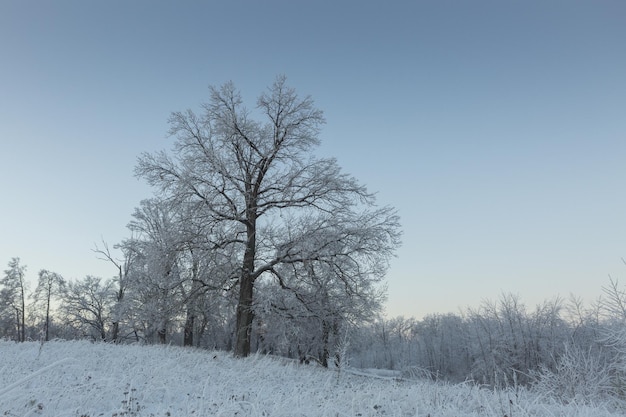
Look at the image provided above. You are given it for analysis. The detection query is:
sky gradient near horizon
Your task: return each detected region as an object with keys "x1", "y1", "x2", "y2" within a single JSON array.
[{"x1": 1, "y1": 1, "x2": 625, "y2": 318}]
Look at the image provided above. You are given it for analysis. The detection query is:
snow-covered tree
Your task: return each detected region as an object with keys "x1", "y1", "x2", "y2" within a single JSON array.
[
  {"x1": 93, "y1": 240, "x2": 138, "y2": 343},
  {"x1": 177, "y1": 238, "x2": 239, "y2": 347},
  {"x1": 168, "y1": 198, "x2": 240, "y2": 347},
  {"x1": 463, "y1": 294, "x2": 568, "y2": 386},
  {"x1": 254, "y1": 211, "x2": 395, "y2": 366},
  {"x1": 121, "y1": 199, "x2": 184, "y2": 343},
  {"x1": 136, "y1": 76, "x2": 401, "y2": 357},
  {"x1": 1, "y1": 258, "x2": 28, "y2": 342},
  {"x1": 59, "y1": 275, "x2": 115, "y2": 341},
  {"x1": 32, "y1": 269, "x2": 65, "y2": 341}
]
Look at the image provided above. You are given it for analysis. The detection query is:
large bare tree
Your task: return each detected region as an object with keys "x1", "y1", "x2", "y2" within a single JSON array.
[{"x1": 137, "y1": 76, "x2": 400, "y2": 356}]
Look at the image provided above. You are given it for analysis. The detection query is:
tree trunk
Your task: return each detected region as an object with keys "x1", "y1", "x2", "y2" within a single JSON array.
[
  {"x1": 332, "y1": 319, "x2": 341, "y2": 368},
  {"x1": 111, "y1": 322, "x2": 120, "y2": 344},
  {"x1": 100, "y1": 325, "x2": 106, "y2": 341},
  {"x1": 234, "y1": 220, "x2": 256, "y2": 357},
  {"x1": 234, "y1": 274, "x2": 254, "y2": 356},
  {"x1": 112, "y1": 281, "x2": 124, "y2": 343},
  {"x1": 44, "y1": 291, "x2": 51, "y2": 342},
  {"x1": 14, "y1": 308, "x2": 20, "y2": 341},
  {"x1": 20, "y1": 285, "x2": 25, "y2": 343},
  {"x1": 158, "y1": 327, "x2": 166, "y2": 344},
  {"x1": 184, "y1": 255, "x2": 200, "y2": 347},
  {"x1": 321, "y1": 320, "x2": 330, "y2": 368},
  {"x1": 184, "y1": 310, "x2": 195, "y2": 347}
]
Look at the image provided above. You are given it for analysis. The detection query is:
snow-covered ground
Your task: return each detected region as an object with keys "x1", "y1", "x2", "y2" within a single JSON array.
[{"x1": 0, "y1": 340, "x2": 621, "y2": 417}]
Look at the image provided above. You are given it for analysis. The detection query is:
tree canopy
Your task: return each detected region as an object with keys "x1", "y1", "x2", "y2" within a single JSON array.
[{"x1": 136, "y1": 76, "x2": 401, "y2": 356}]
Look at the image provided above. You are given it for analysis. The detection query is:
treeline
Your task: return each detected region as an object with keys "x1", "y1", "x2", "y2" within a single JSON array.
[
  {"x1": 350, "y1": 287, "x2": 626, "y2": 406},
  {"x1": 2, "y1": 256, "x2": 626, "y2": 405},
  {"x1": 0, "y1": 235, "x2": 382, "y2": 370}
]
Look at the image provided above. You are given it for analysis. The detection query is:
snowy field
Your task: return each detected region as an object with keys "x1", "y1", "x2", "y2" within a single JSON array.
[{"x1": 0, "y1": 340, "x2": 621, "y2": 417}]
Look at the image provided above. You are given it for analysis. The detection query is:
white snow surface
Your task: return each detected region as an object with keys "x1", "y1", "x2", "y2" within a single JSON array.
[{"x1": 0, "y1": 340, "x2": 621, "y2": 416}]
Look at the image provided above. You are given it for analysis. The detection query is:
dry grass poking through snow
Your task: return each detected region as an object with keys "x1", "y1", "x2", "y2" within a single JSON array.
[{"x1": 0, "y1": 340, "x2": 622, "y2": 416}]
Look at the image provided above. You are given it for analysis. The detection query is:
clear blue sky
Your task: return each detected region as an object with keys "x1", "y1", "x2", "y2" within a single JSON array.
[{"x1": 1, "y1": 1, "x2": 625, "y2": 318}]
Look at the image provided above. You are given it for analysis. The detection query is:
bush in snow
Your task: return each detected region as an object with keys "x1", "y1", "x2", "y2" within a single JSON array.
[{"x1": 531, "y1": 343, "x2": 614, "y2": 405}]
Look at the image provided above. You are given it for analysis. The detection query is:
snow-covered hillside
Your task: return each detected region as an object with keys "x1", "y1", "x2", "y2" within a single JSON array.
[{"x1": 0, "y1": 340, "x2": 621, "y2": 416}]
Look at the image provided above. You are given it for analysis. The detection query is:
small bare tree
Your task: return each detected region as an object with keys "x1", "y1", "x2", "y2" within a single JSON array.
[
  {"x1": 33, "y1": 269, "x2": 65, "y2": 341},
  {"x1": 59, "y1": 276, "x2": 115, "y2": 341},
  {"x1": 93, "y1": 240, "x2": 137, "y2": 343},
  {"x1": 1, "y1": 258, "x2": 28, "y2": 342}
]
